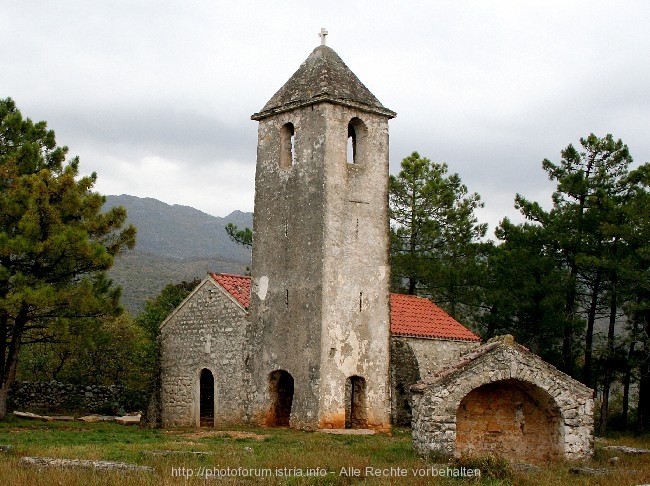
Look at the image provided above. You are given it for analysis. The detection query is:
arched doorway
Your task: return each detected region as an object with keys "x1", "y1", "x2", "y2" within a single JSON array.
[
  {"x1": 267, "y1": 370, "x2": 294, "y2": 426},
  {"x1": 345, "y1": 376, "x2": 367, "y2": 429},
  {"x1": 456, "y1": 379, "x2": 563, "y2": 463},
  {"x1": 199, "y1": 368, "x2": 214, "y2": 427}
]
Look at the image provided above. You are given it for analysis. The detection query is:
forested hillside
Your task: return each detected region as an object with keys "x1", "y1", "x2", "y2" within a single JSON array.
[{"x1": 104, "y1": 195, "x2": 252, "y2": 314}]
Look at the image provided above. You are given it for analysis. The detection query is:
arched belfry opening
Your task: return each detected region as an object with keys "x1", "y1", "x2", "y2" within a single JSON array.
[
  {"x1": 280, "y1": 122, "x2": 295, "y2": 169},
  {"x1": 199, "y1": 368, "x2": 215, "y2": 427},
  {"x1": 347, "y1": 117, "x2": 367, "y2": 164},
  {"x1": 267, "y1": 370, "x2": 294, "y2": 426},
  {"x1": 345, "y1": 376, "x2": 368, "y2": 428},
  {"x1": 456, "y1": 379, "x2": 563, "y2": 463}
]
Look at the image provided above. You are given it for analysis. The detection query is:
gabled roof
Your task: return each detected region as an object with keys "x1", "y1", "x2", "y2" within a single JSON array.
[
  {"x1": 389, "y1": 293, "x2": 481, "y2": 342},
  {"x1": 410, "y1": 335, "x2": 592, "y2": 396},
  {"x1": 251, "y1": 45, "x2": 396, "y2": 120},
  {"x1": 210, "y1": 273, "x2": 478, "y2": 342},
  {"x1": 210, "y1": 273, "x2": 251, "y2": 309}
]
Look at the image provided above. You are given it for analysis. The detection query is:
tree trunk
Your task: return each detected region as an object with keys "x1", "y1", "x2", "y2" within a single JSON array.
[
  {"x1": 562, "y1": 268, "x2": 578, "y2": 376},
  {"x1": 584, "y1": 269, "x2": 602, "y2": 388},
  {"x1": 0, "y1": 307, "x2": 26, "y2": 419},
  {"x1": 637, "y1": 355, "x2": 650, "y2": 435},
  {"x1": 598, "y1": 267, "x2": 618, "y2": 435},
  {"x1": 622, "y1": 318, "x2": 637, "y2": 430}
]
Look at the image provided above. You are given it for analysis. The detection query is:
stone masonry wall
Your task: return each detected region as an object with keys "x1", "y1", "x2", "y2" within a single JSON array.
[
  {"x1": 411, "y1": 338, "x2": 594, "y2": 462},
  {"x1": 390, "y1": 337, "x2": 479, "y2": 426},
  {"x1": 405, "y1": 338, "x2": 480, "y2": 377},
  {"x1": 456, "y1": 380, "x2": 564, "y2": 463},
  {"x1": 8, "y1": 381, "x2": 126, "y2": 413},
  {"x1": 160, "y1": 277, "x2": 249, "y2": 427}
]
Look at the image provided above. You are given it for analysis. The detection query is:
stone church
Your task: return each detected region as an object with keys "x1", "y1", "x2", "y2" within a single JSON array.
[{"x1": 159, "y1": 38, "x2": 594, "y2": 462}]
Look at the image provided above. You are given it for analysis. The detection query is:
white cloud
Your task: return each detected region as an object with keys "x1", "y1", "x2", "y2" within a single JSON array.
[{"x1": 2, "y1": 1, "x2": 649, "y2": 223}]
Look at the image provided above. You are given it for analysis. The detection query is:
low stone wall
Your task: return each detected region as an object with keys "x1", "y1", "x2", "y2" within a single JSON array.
[{"x1": 8, "y1": 381, "x2": 127, "y2": 414}]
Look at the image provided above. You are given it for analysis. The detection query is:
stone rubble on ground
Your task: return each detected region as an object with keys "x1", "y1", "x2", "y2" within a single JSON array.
[
  {"x1": 78, "y1": 415, "x2": 118, "y2": 422},
  {"x1": 569, "y1": 467, "x2": 609, "y2": 476},
  {"x1": 603, "y1": 445, "x2": 650, "y2": 454},
  {"x1": 141, "y1": 450, "x2": 213, "y2": 456},
  {"x1": 13, "y1": 410, "x2": 141, "y2": 424},
  {"x1": 13, "y1": 411, "x2": 74, "y2": 421},
  {"x1": 318, "y1": 429, "x2": 375, "y2": 435},
  {"x1": 115, "y1": 413, "x2": 141, "y2": 425},
  {"x1": 19, "y1": 456, "x2": 154, "y2": 473}
]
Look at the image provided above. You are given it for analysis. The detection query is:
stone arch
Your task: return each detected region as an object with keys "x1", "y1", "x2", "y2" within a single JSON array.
[
  {"x1": 279, "y1": 122, "x2": 295, "y2": 169},
  {"x1": 345, "y1": 375, "x2": 368, "y2": 428},
  {"x1": 347, "y1": 117, "x2": 367, "y2": 165},
  {"x1": 456, "y1": 379, "x2": 563, "y2": 463},
  {"x1": 410, "y1": 342, "x2": 594, "y2": 462},
  {"x1": 267, "y1": 370, "x2": 294, "y2": 426}
]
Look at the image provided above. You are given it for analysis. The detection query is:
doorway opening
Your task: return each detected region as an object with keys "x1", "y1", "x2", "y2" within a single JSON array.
[
  {"x1": 199, "y1": 368, "x2": 214, "y2": 427},
  {"x1": 345, "y1": 375, "x2": 367, "y2": 428},
  {"x1": 267, "y1": 370, "x2": 294, "y2": 426}
]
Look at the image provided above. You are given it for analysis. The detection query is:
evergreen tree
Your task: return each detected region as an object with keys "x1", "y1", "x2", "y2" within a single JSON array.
[
  {"x1": 389, "y1": 152, "x2": 486, "y2": 320},
  {"x1": 0, "y1": 98, "x2": 136, "y2": 418},
  {"x1": 515, "y1": 134, "x2": 634, "y2": 377}
]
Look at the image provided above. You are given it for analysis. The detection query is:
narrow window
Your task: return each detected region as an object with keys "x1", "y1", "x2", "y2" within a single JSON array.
[
  {"x1": 359, "y1": 292, "x2": 363, "y2": 312},
  {"x1": 285, "y1": 289, "x2": 289, "y2": 307},
  {"x1": 347, "y1": 124, "x2": 356, "y2": 164},
  {"x1": 280, "y1": 122, "x2": 295, "y2": 169},
  {"x1": 347, "y1": 118, "x2": 367, "y2": 165}
]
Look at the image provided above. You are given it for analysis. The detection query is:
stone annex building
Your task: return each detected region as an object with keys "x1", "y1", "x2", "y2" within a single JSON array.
[{"x1": 159, "y1": 38, "x2": 595, "y2": 463}]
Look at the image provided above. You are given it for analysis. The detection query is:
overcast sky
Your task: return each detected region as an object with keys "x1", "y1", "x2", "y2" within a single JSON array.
[{"x1": 3, "y1": 1, "x2": 649, "y2": 237}]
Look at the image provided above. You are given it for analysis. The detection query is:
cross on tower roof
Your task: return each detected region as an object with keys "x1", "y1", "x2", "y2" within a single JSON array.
[{"x1": 319, "y1": 28, "x2": 328, "y2": 46}]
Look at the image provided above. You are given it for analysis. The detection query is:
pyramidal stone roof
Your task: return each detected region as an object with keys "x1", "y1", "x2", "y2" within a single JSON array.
[{"x1": 251, "y1": 45, "x2": 396, "y2": 120}]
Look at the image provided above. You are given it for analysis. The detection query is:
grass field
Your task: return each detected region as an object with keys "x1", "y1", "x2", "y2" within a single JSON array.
[{"x1": 0, "y1": 416, "x2": 649, "y2": 485}]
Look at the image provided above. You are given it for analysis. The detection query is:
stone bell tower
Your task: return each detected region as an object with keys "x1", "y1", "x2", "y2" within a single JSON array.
[{"x1": 248, "y1": 34, "x2": 396, "y2": 431}]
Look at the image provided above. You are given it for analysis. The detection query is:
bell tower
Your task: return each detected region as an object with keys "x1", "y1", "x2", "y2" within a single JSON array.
[{"x1": 248, "y1": 38, "x2": 396, "y2": 430}]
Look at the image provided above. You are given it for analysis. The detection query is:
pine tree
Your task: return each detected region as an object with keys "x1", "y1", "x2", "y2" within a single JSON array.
[{"x1": 0, "y1": 98, "x2": 136, "y2": 418}]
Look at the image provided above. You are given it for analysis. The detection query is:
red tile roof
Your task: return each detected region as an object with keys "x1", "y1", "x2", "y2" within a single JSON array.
[
  {"x1": 210, "y1": 274, "x2": 479, "y2": 341},
  {"x1": 389, "y1": 293, "x2": 481, "y2": 341},
  {"x1": 210, "y1": 273, "x2": 251, "y2": 309}
]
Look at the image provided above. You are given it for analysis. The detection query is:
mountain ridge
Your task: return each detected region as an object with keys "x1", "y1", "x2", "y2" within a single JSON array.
[{"x1": 104, "y1": 195, "x2": 252, "y2": 314}]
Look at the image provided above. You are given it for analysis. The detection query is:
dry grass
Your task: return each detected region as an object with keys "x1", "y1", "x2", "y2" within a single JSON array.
[{"x1": 0, "y1": 416, "x2": 649, "y2": 485}]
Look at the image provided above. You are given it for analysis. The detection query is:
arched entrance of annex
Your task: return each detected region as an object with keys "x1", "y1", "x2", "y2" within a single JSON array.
[
  {"x1": 199, "y1": 368, "x2": 215, "y2": 427},
  {"x1": 345, "y1": 376, "x2": 367, "y2": 429},
  {"x1": 267, "y1": 370, "x2": 294, "y2": 426},
  {"x1": 456, "y1": 379, "x2": 563, "y2": 463}
]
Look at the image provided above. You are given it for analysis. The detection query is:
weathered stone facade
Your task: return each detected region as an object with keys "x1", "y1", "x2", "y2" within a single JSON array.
[
  {"x1": 410, "y1": 336, "x2": 594, "y2": 462},
  {"x1": 160, "y1": 276, "x2": 249, "y2": 427},
  {"x1": 247, "y1": 45, "x2": 394, "y2": 431},
  {"x1": 390, "y1": 337, "x2": 479, "y2": 426},
  {"x1": 158, "y1": 40, "x2": 595, "y2": 463}
]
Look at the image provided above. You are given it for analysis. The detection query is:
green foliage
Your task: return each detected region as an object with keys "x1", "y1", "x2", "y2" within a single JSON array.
[
  {"x1": 389, "y1": 151, "x2": 487, "y2": 321},
  {"x1": 492, "y1": 133, "x2": 650, "y2": 433},
  {"x1": 482, "y1": 224, "x2": 569, "y2": 364},
  {"x1": 225, "y1": 222, "x2": 253, "y2": 248},
  {"x1": 0, "y1": 98, "x2": 136, "y2": 417}
]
